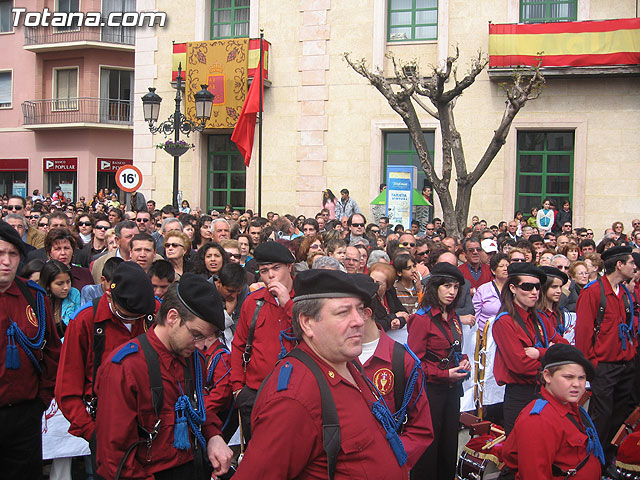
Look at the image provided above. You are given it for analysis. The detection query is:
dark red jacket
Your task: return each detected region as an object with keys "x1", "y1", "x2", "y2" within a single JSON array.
[
  {"x1": 361, "y1": 332, "x2": 433, "y2": 469},
  {"x1": 493, "y1": 304, "x2": 567, "y2": 385},
  {"x1": 575, "y1": 275, "x2": 637, "y2": 367},
  {"x1": 95, "y1": 326, "x2": 222, "y2": 480},
  {"x1": 234, "y1": 342, "x2": 408, "y2": 479},
  {"x1": 55, "y1": 294, "x2": 159, "y2": 440},
  {"x1": 503, "y1": 387, "x2": 601, "y2": 479},
  {"x1": 407, "y1": 306, "x2": 469, "y2": 384},
  {"x1": 230, "y1": 287, "x2": 296, "y2": 391},
  {"x1": 459, "y1": 262, "x2": 493, "y2": 292},
  {"x1": 0, "y1": 279, "x2": 60, "y2": 407}
]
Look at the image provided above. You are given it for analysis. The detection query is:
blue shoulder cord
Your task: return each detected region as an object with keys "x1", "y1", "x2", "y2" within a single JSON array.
[
  {"x1": 579, "y1": 405, "x2": 606, "y2": 465},
  {"x1": 533, "y1": 312, "x2": 549, "y2": 349},
  {"x1": 6, "y1": 280, "x2": 47, "y2": 371},
  {"x1": 173, "y1": 350, "x2": 207, "y2": 451},
  {"x1": 205, "y1": 348, "x2": 235, "y2": 431},
  {"x1": 278, "y1": 326, "x2": 297, "y2": 360},
  {"x1": 619, "y1": 285, "x2": 635, "y2": 350}
]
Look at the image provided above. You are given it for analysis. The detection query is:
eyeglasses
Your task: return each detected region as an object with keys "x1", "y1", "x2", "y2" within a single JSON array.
[
  {"x1": 415, "y1": 250, "x2": 429, "y2": 256},
  {"x1": 110, "y1": 301, "x2": 145, "y2": 322},
  {"x1": 370, "y1": 229, "x2": 380, "y2": 234},
  {"x1": 136, "y1": 218, "x2": 150, "y2": 223},
  {"x1": 426, "y1": 227, "x2": 435, "y2": 231},
  {"x1": 38, "y1": 222, "x2": 49, "y2": 227},
  {"x1": 517, "y1": 282, "x2": 541, "y2": 292},
  {"x1": 182, "y1": 320, "x2": 215, "y2": 343},
  {"x1": 467, "y1": 247, "x2": 482, "y2": 253},
  {"x1": 165, "y1": 242, "x2": 184, "y2": 249},
  {"x1": 77, "y1": 221, "x2": 92, "y2": 227},
  {"x1": 5, "y1": 205, "x2": 22, "y2": 211},
  {"x1": 351, "y1": 223, "x2": 365, "y2": 228},
  {"x1": 94, "y1": 225, "x2": 110, "y2": 231},
  {"x1": 240, "y1": 219, "x2": 248, "y2": 223},
  {"x1": 344, "y1": 257, "x2": 359, "y2": 263},
  {"x1": 310, "y1": 244, "x2": 323, "y2": 250},
  {"x1": 227, "y1": 253, "x2": 241, "y2": 259},
  {"x1": 400, "y1": 242, "x2": 416, "y2": 247},
  {"x1": 556, "y1": 265, "x2": 570, "y2": 271},
  {"x1": 586, "y1": 231, "x2": 594, "y2": 236},
  {"x1": 563, "y1": 224, "x2": 572, "y2": 228},
  {"x1": 511, "y1": 258, "x2": 526, "y2": 263}
]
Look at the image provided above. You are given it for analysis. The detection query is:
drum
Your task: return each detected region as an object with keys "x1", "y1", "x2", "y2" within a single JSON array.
[{"x1": 457, "y1": 449, "x2": 500, "y2": 480}]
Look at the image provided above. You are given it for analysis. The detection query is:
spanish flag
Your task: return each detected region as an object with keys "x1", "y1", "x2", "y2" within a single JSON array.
[{"x1": 489, "y1": 18, "x2": 640, "y2": 68}]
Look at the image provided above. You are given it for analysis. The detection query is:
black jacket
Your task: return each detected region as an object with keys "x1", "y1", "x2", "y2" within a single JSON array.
[{"x1": 370, "y1": 287, "x2": 407, "y2": 331}]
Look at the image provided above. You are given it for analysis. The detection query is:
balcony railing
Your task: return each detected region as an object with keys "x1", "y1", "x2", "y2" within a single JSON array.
[
  {"x1": 22, "y1": 98, "x2": 133, "y2": 126},
  {"x1": 24, "y1": 24, "x2": 135, "y2": 47}
]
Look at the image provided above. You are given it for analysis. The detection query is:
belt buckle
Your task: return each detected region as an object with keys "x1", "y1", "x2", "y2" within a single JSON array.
[{"x1": 438, "y1": 358, "x2": 449, "y2": 370}]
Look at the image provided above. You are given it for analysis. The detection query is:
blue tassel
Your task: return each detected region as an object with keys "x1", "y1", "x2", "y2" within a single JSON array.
[
  {"x1": 6, "y1": 340, "x2": 20, "y2": 369},
  {"x1": 619, "y1": 323, "x2": 630, "y2": 351},
  {"x1": 173, "y1": 408, "x2": 191, "y2": 450},
  {"x1": 386, "y1": 430, "x2": 408, "y2": 466}
]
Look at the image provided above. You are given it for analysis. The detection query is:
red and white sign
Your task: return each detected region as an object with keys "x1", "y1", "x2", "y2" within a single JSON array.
[
  {"x1": 115, "y1": 164, "x2": 143, "y2": 193},
  {"x1": 97, "y1": 158, "x2": 133, "y2": 173},
  {"x1": 44, "y1": 158, "x2": 77, "y2": 172},
  {"x1": 0, "y1": 159, "x2": 28, "y2": 172}
]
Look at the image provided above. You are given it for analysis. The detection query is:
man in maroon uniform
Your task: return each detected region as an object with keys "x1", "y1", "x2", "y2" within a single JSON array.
[{"x1": 0, "y1": 222, "x2": 61, "y2": 480}]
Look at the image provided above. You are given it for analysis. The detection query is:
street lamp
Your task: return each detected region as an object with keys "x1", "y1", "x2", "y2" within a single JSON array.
[{"x1": 142, "y1": 63, "x2": 214, "y2": 207}]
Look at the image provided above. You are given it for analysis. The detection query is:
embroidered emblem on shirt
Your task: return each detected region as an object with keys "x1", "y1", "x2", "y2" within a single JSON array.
[
  {"x1": 328, "y1": 370, "x2": 335, "y2": 378},
  {"x1": 373, "y1": 368, "x2": 394, "y2": 395},
  {"x1": 26, "y1": 305, "x2": 38, "y2": 327}
]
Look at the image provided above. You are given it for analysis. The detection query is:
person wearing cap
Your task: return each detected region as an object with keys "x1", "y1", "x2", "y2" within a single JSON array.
[
  {"x1": 502, "y1": 344, "x2": 603, "y2": 479},
  {"x1": 537, "y1": 266, "x2": 577, "y2": 345},
  {"x1": 575, "y1": 245, "x2": 638, "y2": 469},
  {"x1": 354, "y1": 273, "x2": 434, "y2": 470},
  {"x1": 0, "y1": 222, "x2": 61, "y2": 479},
  {"x1": 492, "y1": 262, "x2": 567, "y2": 435},
  {"x1": 480, "y1": 238, "x2": 498, "y2": 265},
  {"x1": 230, "y1": 241, "x2": 297, "y2": 443},
  {"x1": 94, "y1": 274, "x2": 232, "y2": 479},
  {"x1": 56, "y1": 262, "x2": 160, "y2": 475},
  {"x1": 407, "y1": 262, "x2": 471, "y2": 480},
  {"x1": 234, "y1": 269, "x2": 407, "y2": 479}
]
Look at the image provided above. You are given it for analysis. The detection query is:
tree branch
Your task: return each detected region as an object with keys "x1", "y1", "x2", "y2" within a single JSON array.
[{"x1": 411, "y1": 94, "x2": 439, "y2": 119}]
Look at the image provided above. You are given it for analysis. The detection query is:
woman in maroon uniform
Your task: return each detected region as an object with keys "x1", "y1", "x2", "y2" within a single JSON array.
[
  {"x1": 407, "y1": 262, "x2": 471, "y2": 480},
  {"x1": 492, "y1": 263, "x2": 567, "y2": 434}
]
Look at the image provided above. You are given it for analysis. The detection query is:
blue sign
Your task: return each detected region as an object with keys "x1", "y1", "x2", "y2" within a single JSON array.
[{"x1": 386, "y1": 165, "x2": 415, "y2": 229}]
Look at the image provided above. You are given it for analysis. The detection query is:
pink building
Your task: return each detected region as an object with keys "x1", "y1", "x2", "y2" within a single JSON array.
[{"x1": 0, "y1": 0, "x2": 134, "y2": 202}]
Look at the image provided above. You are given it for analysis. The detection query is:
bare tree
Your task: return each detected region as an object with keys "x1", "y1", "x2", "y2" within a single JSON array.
[{"x1": 344, "y1": 49, "x2": 545, "y2": 238}]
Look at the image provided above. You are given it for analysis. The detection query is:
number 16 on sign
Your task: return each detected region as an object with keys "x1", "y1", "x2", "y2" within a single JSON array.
[{"x1": 115, "y1": 165, "x2": 143, "y2": 193}]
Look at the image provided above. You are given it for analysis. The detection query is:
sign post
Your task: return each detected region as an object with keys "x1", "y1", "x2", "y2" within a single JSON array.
[
  {"x1": 115, "y1": 165, "x2": 143, "y2": 193},
  {"x1": 386, "y1": 166, "x2": 415, "y2": 229}
]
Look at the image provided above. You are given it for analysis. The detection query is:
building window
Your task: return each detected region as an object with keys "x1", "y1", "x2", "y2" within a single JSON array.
[
  {"x1": 54, "y1": 68, "x2": 78, "y2": 110},
  {"x1": 99, "y1": 68, "x2": 133, "y2": 123},
  {"x1": 207, "y1": 135, "x2": 246, "y2": 211},
  {"x1": 383, "y1": 131, "x2": 434, "y2": 190},
  {"x1": 56, "y1": 0, "x2": 80, "y2": 31},
  {"x1": 516, "y1": 131, "x2": 574, "y2": 215},
  {"x1": 520, "y1": 0, "x2": 577, "y2": 23},
  {"x1": 102, "y1": 0, "x2": 136, "y2": 45},
  {"x1": 0, "y1": 71, "x2": 11, "y2": 108},
  {"x1": 0, "y1": 0, "x2": 12, "y2": 33},
  {"x1": 210, "y1": 0, "x2": 249, "y2": 39},
  {"x1": 387, "y1": 0, "x2": 437, "y2": 42}
]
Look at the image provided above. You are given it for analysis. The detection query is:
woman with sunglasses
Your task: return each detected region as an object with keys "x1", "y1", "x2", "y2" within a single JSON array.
[
  {"x1": 407, "y1": 262, "x2": 470, "y2": 480},
  {"x1": 164, "y1": 230, "x2": 192, "y2": 280},
  {"x1": 73, "y1": 213, "x2": 94, "y2": 246},
  {"x1": 80, "y1": 213, "x2": 110, "y2": 261},
  {"x1": 492, "y1": 263, "x2": 568, "y2": 434}
]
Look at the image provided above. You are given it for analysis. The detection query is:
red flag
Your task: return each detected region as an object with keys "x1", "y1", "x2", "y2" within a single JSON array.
[{"x1": 232, "y1": 57, "x2": 263, "y2": 167}]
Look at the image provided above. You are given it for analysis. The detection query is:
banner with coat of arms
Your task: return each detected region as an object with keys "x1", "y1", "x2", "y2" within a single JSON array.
[{"x1": 185, "y1": 39, "x2": 249, "y2": 129}]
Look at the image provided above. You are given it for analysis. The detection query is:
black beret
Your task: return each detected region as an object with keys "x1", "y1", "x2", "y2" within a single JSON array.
[
  {"x1": 632, "y1": 252, "x2": 640, "y2": 269},
  {"x1": 429, "y1": 262, "x2": 465, "y2": 284},
  {"x1": 528, "y1": 234, "x2": 544, "y2": 244},
  {"x1": 601, "y1": 245, "x2": 632, "y2": 263},
  {"x1": 110, "y1": 262, "x2": 156, "y2": 315},
  {"x1": 351, "y1": 273, "x2": 379, "y2": 305},
  {"x1": 0, "y1": 221, "x2": 25, "y2": 256},
  {"x1": 176, "y1": 273, "x2": 225, "y2": 331},
  {"x1": 507, "y1": 262, "x2": 547, "y2": 284},
  {"x1": 540, "y1": 266, "x2": 568, "y2": 285},
  {"x1": 294, "y1": 269, "x2": 374, "y2": 306},
  {"x1": 254, "y1": 241, "x2": 295, "y2": 265},
  {"x1": 541, "y1": 344, "x2": 595, "y2": 382}
]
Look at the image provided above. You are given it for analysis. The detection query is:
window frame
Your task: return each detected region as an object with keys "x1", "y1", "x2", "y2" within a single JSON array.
[
  {"x1": 210, "y1": 0, "x2": 250, "y2": 40},
  {"x1": 515, "y1": 130, "x2": 574, "y2": 215},
  {"x1": 207, "y1": 135, "x2": 246, "y2": 211},
  {"x1": 55, "y1": 0, "x2": 81, "y2": 32},
  {"x1": 383, "y1": 130, "x2": 435, "y2": 190},
  {"x1": 52, "y1": 66, "x2": 79, "y2": 111},
  {"x1": 519, "y1": 0, "x2": 577, "y2": 23},
  {"x1": 0, "y1": 70, "x2": 12, "y2": 109},
  {"x1": 0, "y1": 0, "x2": 14, "y2": 34},
  {"x1": 387, "y1": 0, "x2": 438, "y2": 43}
]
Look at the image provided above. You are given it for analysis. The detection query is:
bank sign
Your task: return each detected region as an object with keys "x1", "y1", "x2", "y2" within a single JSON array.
[
  {"x1": 97, "y1": 158, "x2": 132, "y2": 172},
  {"x1": 43, "y1": 158, "x2": 77, "y2": 171}
]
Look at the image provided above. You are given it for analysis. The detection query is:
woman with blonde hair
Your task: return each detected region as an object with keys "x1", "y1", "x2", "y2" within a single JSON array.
[{"x1": 164, "y1": 230, "x2": 192, "y2": 279}]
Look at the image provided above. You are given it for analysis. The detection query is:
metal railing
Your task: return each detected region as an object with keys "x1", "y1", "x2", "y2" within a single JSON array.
[
  {"x1": 24, "y1": 24, "x2": 135, "y2": 47},
  {"x1": 22, "y1": 98, "x2": 133, "y2": 126}
]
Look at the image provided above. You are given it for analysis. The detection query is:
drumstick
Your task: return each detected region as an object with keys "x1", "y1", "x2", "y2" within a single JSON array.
[{"x1": 482, "y1": 434, "x2": 506, "y2": 450}]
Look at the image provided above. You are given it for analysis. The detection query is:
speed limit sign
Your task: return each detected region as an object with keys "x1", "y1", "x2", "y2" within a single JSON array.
[{"x1": 115, "y1": 165, "x2": 143, "y2": 193}]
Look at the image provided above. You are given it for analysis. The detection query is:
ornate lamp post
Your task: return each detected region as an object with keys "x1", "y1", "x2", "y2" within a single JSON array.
[{"x1": 142, "y1": 63, "x2": 214, "y2": 207}]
